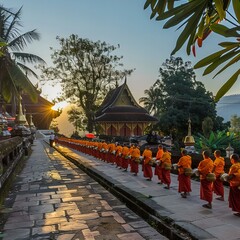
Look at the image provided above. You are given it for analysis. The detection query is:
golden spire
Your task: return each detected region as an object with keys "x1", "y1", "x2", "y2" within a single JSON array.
[{"x1": 15, "y1": 96, "x2": 28, "y2": 125}]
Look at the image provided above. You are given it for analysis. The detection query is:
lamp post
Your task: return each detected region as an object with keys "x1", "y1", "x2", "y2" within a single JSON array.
[{"x1": 226, "y1": 144, "x2": 234, "y2": 158}]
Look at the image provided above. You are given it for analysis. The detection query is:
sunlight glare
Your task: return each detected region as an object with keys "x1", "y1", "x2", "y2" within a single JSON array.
[{"x1": 51, "y1": 101, "x2": 68, "y2": 111}]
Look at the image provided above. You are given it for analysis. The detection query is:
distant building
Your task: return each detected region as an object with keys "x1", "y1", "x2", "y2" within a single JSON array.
[{"x1": 95, "y1": 80, "x2": 158, "y2": 137}]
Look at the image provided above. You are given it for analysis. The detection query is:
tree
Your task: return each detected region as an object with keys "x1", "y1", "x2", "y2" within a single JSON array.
[
  {"x1": 0, "y1": 5, "x2": 45, "y2": 106},
  {"x1": 144, "y1": 0, "x2": 240, "y2": 101},
  {"x1": 202, "y1": 116, "x2": 214, "y2": 138},
  {"x1": 67, "y1": 106, "x2": 86, "y2": 132},
  {"x1": 50, "y1": 119, "x2": 59, "y2": 133},
  {"x1": 39, "y1": 35, "x2": 134, "y2": 132},
  {"x1": 141, "y1": 56, "x2": 220, "y2": 142},
  {"x1": 229, "y1": 114, "x2": 240, "y2": 133},
  {"x1": 139, "y1": 85, "x2": 163, "y2": 117}
]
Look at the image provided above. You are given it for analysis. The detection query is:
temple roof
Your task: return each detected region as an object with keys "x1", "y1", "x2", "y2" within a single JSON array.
[{"x1": 95, "y1": 80, "x2": 158, "y2": 123}]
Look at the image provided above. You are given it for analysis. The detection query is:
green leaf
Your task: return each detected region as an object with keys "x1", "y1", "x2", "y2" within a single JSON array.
[
  {"x1": 215, "y1": 69, "x2": 240, "y2": 102},
  {"x1": 203, "y1": 48, "x2": 240, "y2": 75},
  {"x1": 194, "y1": 47, "x2": 236, "y2": 69},
  {"x1": 156, "y1": 1, "x2": 190, "y2": 20},
  {"x1": 218, "y1": 42, "x2": 240, "y2": 48},
  {"x1": 163, "y1": 1, "x2": 204, "y2": 29},
  {"x1": 213, "y1": 50, "x2": 240, "y2": 78},
  {"x1": 232, "y1": 0, "x2": 240, "y2": 23},
  {"x1": 214, "y1": 0, "x2": 226, "y2": 20},
  {"x1": 171, "y1": 8, "x2": 204, "y2": 55},
  {"x1": 144, "y1": 0, "x2": 154, "y2": 10},
  {"x1": 211, "y1": 24, "x2": 239, "y2": 37}
]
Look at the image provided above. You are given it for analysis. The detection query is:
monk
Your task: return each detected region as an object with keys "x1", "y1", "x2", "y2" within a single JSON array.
[
  {"x1": 142, "y1": 146, "x2": 153, "y2": 181},
  {"x1": 213, "y1": 150, "x2": 225, "y2": 201},
  {"x1": 227, "y1": 153, "x2": 240, "y2": 217},
  {"x1": 160, "y1": 147, "x2": 172, "y2": 189},
  {"x1": 130, "y1": 144, "x2": 140, "y2": 176},
  {"x1": 177, "y1": 149, "x2": 192, "y2": 198},
  {"x1": 155, "y1": 145, "x2": 164, "y2": 184},
  {"x1": 121, "y1": 144, "x2": 130, "y2": 171},
  {"x1": 115, "y1": 143, "x2": 123, "y2": 169},
  {"x1": 198, "y1": 150, "x2": 214, "y2": 209}
]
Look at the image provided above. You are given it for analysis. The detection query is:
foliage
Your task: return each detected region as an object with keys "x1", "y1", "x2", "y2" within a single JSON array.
[
  {"x1": 67, "y1": 106, "x2": 86, "y2": 132},
  {"x1": 49, "y1": 119, "x2": 59, "y2": 133},
  {"x1": 144, "y1": 0, "x2": 240, "y2": 101},
  {"x1": 194, "y1": 130, "x2": 237, "y2": 153},
  {"x1": 140, "y1": 56, "x2": 221, "y2": 142},
  {"x1": 202, "y1": 116, "x2": 214, "y2": 138},
  {"x1": 139, "y1": 86, "x2": 163, "y2": 116},
  {"x1": 0, "y1": 5, "x2": 45, "y2": 103},
  {"x1": 39, "y1": 35, "x2": 134, "y2": 132},
  {"x1": 229, "y1": 114, "x2": 240, "y2": 133}
]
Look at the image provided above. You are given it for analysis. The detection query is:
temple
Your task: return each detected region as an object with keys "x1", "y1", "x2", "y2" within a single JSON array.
[
  {"x1": 6, "y1": 93, "x2": 60, "y2": 129},
  {"x1": 95, "y1": 80, "x2": 158, "y2": 137}
]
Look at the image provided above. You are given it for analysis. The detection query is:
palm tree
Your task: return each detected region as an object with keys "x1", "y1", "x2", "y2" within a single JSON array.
[
  {"x1": 139, "y1": 85, "x2": 162, "y2": 117},
  {"x1": 0, "y1": 5, "x2": 45, "y2": 108}
]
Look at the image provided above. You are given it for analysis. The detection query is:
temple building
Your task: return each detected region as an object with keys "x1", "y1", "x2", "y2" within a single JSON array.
[
  {"x1": 6, "y1": 93, "x2": 60, "y2": 129},
  {"x1": 95, "y1": 80, "x2": 158, "y2": 137}
]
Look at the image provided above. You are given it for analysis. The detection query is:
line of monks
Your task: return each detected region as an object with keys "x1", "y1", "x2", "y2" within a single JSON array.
[{"x1": 55, "y1": 137, "x2": 240, "y2": 217}]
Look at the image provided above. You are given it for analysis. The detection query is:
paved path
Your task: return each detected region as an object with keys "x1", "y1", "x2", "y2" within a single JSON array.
[
  {"x1": 53, "y1": 142, "x2": 240, "y2": 240},
  {"x1": 0, "y1": 140, "x2": 167, "y2": 240}
]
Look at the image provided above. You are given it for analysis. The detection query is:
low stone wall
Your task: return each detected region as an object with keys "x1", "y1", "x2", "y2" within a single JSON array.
[{"x1": 0, "y1": 137, "x2": 26, "y2": 189}]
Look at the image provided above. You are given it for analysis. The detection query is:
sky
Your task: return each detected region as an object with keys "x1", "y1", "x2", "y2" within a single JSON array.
[{"x1": 2, "y1": 0, "x2": 239, "y2": 104}]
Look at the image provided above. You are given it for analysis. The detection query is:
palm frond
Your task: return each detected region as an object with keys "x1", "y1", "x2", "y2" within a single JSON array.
[
  {"x1": 13, "y1": 52, "x2": 45, "y2": 64},
  {"x1": 9, "y1": 30, "x2": 40, "y2": 51},
  {"x1": 6, "y1": 62, "x2": 38, "y2": 102}
]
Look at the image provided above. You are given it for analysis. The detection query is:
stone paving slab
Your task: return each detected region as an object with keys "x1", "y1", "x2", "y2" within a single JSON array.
[
  {"x1": 0, "y1": 140, "x2": 167, "y2": 240},
  {"x1": 54, "y1": 142, "x2": 240, "y2": 240}
]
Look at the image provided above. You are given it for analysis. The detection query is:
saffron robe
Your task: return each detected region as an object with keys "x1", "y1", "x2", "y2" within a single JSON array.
[
  {"x1": 131, "y1": 147, "x2": 140, "y2": 174},
  {"x1": 160, "y1": 151, "x2": 172, "y2": 186},
  {"x1": 177, "y1": 155, "x2": 192, "y2": 193},
  {"x1": 155, "y1": 148, "x2": 164, "y2": 181},
  {"x1": 142, "y1": 149, "x2": 153, "y2": 179},
  {"x1": 198, "y1": 158, "x2": 214, "y2": 203},
  {"x1": 228, "y1": 163, "x2": 240, "y2": 212},
  {"x1": 213, "y1": 156, "x2": 225, "y2": 197}
]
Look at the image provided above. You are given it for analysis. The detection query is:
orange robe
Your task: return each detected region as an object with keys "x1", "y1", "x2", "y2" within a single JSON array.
[
  {"x1": 121, "y1": 146, "x2": 129, "y2": 169},
  {"x1": 142, "y1": 149, "x2": 153, "y2": 179},
  {"x1": 228, "y1": 163, "x2": 240, "y2": 212},
  {"x1": 198, "y1": 158, "x2": 214, "y2": 203},
  {"x1": 177, "y1": 155, "x2": 192, "y2": 193},
  {"x1": 155, "y1": 148, "x2": 164, "y2": 181},
  {"x1": 213, "y1": 156, "x2": 225, "y2": 198},
  {"x1": 160, "y1": 151, "x2": 172, "y2": 186},
  {"x1": 116, "y1": 145, "x2": 123, "y2": 167},
  {"x1": 131, "y1": 147, "x2": 140, "y2": 174}
]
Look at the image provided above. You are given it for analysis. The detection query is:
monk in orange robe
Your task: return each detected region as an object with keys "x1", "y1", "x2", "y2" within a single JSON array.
[
  {"x1": 121, "y1": 144, "x2": 130, "y2": 171},
  {"x1": 198, "y1": 150, "x2": 214, "y2": 209},
  {"x1": 160, "y1": 147, "x2": 172, "y2": 189},
  {"x1": 177, "y1": 149, "x2": 192, "y2": 198},
  {"x1": 142, "y1": 146, "x2": 153, "y2": 181},
  {"x1": 213, "y1": 150, "x2": 225, "y2": 201},
  {"x1": 155, "y1": 145, "x2": 164, "y2": 184},
  {"x1": 130, "y1": 144, "x2": 140, "y2": 176},
  {"x1": 227, "y1": 153, "x2": 240, "y2": 217},
  {"x1": 115, "y1": 143, "x2": 123, "y2": 168}
]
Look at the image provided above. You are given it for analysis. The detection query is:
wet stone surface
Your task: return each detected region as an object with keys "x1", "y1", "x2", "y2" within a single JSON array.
[{"x1": 0, "y1": 141, "x2": 167, "y2": 240}]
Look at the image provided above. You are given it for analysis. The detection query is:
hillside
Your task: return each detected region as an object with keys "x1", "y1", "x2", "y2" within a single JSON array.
[{"x1": 216, "y1": 94, "x2": 240, "y2": 122}]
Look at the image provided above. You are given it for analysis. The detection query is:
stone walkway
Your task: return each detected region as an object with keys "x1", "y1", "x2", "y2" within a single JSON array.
[
  {"x1": 0, "y1": 140, "x2": 167, "y2": 240},
  {"x1": 54, "y1": 142, "x2": 240, "y2": 240}
]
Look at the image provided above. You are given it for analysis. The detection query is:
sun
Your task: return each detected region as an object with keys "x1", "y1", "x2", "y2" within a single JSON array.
[{"x1": 51, "y1": 101, "x2": 69, "y2": 111}]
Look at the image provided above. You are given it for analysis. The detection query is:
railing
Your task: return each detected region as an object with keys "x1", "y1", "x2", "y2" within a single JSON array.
[{"x1": 0, "y1": 137, "x2": 30, "y2": 189}]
